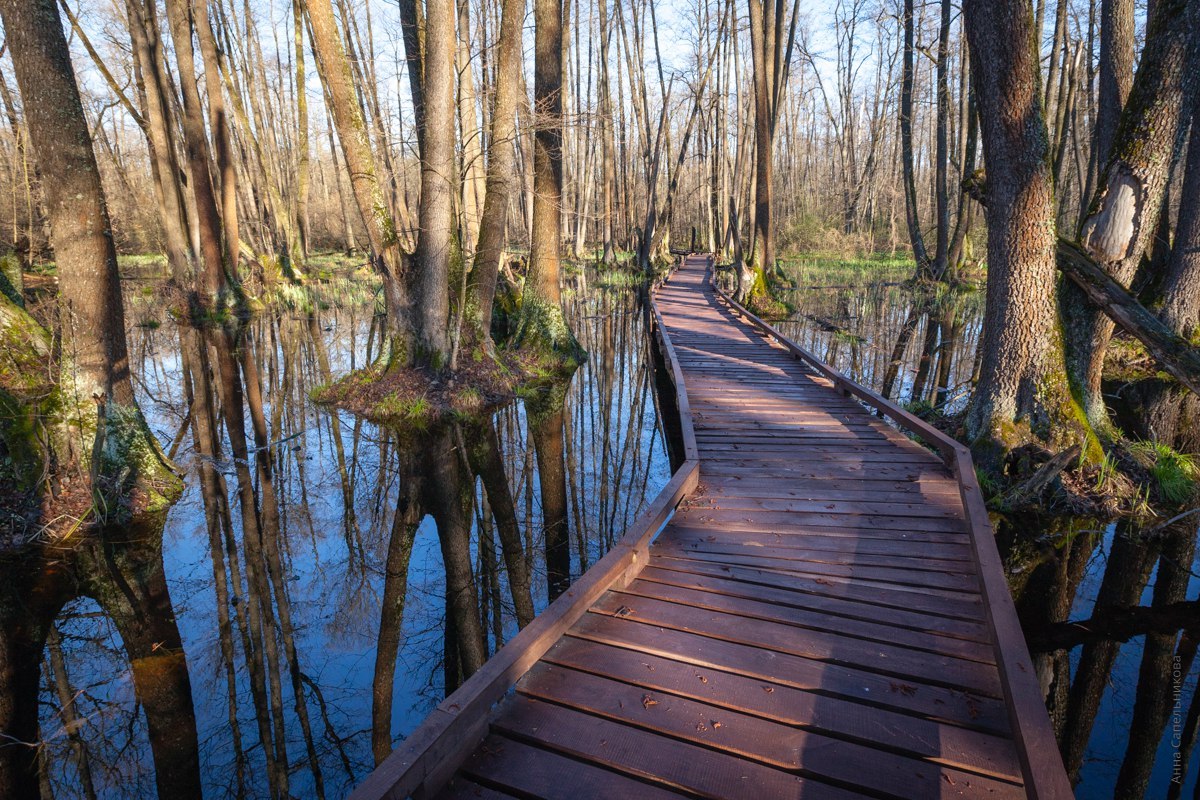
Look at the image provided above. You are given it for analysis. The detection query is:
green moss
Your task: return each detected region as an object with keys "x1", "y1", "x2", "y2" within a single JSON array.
[
  {"x1": 514, "y1": 295, "x2": 586, "y2": 370},
  {"x1": 0, "y1": 387, "x2": 46, "y2": 495},
  {"x1": 375, "y1": 392, "x2": 431, "y2": 425}
]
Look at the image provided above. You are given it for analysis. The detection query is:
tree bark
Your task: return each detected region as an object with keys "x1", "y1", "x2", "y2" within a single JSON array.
[
  {"x1": 1160, "y1": 99, "x2": 1200, "y2": 339},
  {"x1": 962, "y1": 0, "x2": 1083, "y2": 461},
  {"x1": 192, "y1": 0, "x2": 240, "y2": 272},
  {"x1": 1061, "y1": 0, "x2": 1199, "y2": 428},
  {"x1": 1094, "y1": 0, "x2": 1135, "y2": 173},
  {"x1": 413, "y1": 0, "x2": 456, "y2": 366},
  {"x1": 1057, "y1": 239, "x2": 1200, "y2": 396},
  {"x1": 0, "y1": 0, "x2": 180, "y2": 513},
  {"x1": 163, "y1": 0, "x2": 231, "y2": 307},
  {"x1": 515, "y1": 0, "x2": 582, "y2": 359},
  {"x1": 304, "y1": 0, "x2": 416, "y2": 364},
  {"x1": 465, "y1": 0, "x2": 524, "y2": 350},
  {"x1": 901, "y1": 0, "x2": 930, "y2": 276},
  {"x1": 124, "y1": 0, "x2": 194, "y2": 284}
]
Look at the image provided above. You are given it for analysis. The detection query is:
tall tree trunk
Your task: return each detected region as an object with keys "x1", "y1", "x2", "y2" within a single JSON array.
[
  {"x1": 466, "y1": 0, "x2": 524, "y2": 349},
  {"x1": 932, "y1": 0, "x2": 952, "y2": 280},
  {"x1": 515, "y1": 0, "x2": 582, "y2": 359},
  {"x1": 294, "y1": 0, "x2": 311, "y2": 259},
  {"x1": 457, "y1": 0, "x2": 486, "y2": 259},
  {"x1": 1094, "y1": 0, "x2": 1135, "y2": 175},
  {"x1": 125, "y1": 0, "x2": 194, "y2": 284},
  {"x1": 963, "y1": 0, "x2": 1086, "y2": 465},
  {"x1": 901, "y1": 0, "x2": 931, "y2": 276},
  {"x1": 304, "y1": 0, "x2": 416, "y2": 364},
  {"x1": 0, "y1": 0, "x2": 180, "y2": 513},
  {"x1": 413, "y1": 0, "x2": 456, "y2": 366},
  {"x1": 192, "y1": 0, "x2": 240, "y2": 273},
  {"x1": 163, "y1": 0, "x2": 231, "y2": 308},
  {"x1": 1160, "y1": 100, "x2": 1200, "y2": 340},
  {"x1": 598, "y1": 0, "x2": 617, "y2": 265}
]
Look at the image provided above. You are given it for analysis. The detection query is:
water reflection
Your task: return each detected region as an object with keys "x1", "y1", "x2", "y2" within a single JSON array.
[
  {"x1": 775, "y1": 279, "x2": 984, "y2": 414},
  {"x1": 1002, "y1": 518, "x2": 1199, "y2": 798},
  {"x1": 4, "y1": 271, "x2": 669, "y2": 798}
]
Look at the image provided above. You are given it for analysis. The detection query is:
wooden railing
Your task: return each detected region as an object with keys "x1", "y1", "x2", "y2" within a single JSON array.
[
  {"x1": 707, "y1": 261, "x2": 1073, "y2": 800},
  {"x1": 349, "y1": 259, "x2": 700, "y2": 800}
]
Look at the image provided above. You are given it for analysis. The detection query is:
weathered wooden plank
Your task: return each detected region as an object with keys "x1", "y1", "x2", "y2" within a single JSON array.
[
  {"x1": 453, "y1": 736, "x2": 686, "y2": 800},
  {"x1": 437, "y1": 776, "x2": 522, "y2": 800},
  {"x1": 618, "y1": 577, "x2": 995, "y2": 662},
  {"x1": 518, "y1": 664, "x2": 1026, "y2": 799},
  {"x1": 566, "y1": 613, "x2": 1011, "y2": 733},
  {"x1": 491, "y1": 696, "x2": 872, "y2": 800},
  {"x1": 637, "y1": 564, "x2": 990, "y2": 641},
  {"x1": 647, "y1": 556, "x2": 987, "y2": 619},
  {"x1": 590, "y1": 592, "x2": 1004, "y2": 696},
  {"x1": 673, "y1": 507, "x2": 969, "y2": 533},
  {"x1": 540, "y1": 637, "x2": 1024, "y2": 780},
  {"x1": 663, "y1": 525, "x2": 975, "y2": 561}
]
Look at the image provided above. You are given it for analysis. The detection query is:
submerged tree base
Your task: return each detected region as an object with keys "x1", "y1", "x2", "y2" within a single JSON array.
[{"x1": 312, "y1": 339, "x2": 571, "y2": 425}]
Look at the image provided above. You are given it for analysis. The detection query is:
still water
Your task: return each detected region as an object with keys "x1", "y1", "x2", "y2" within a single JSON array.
[
  {"x1": 6, "y1": 263, "x2": 1197, "y2": 798},
  {"x1": 5, "y1": 271, "x2": 670, "y2": 798}
]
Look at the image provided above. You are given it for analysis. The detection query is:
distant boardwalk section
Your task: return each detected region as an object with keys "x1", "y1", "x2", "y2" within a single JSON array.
[{"x1": 352, "y1": 255, "x2": 1072, "y2": 800}]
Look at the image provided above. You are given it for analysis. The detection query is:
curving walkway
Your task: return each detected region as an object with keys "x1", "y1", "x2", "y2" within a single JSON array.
[{"x1": 355, "y1": 254, "x2": 1071, "y2": 800}]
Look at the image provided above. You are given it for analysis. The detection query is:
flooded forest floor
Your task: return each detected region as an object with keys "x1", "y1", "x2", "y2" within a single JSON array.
[{"x1": 0, "y1": 252, "x2": 1195, "y2": 798}]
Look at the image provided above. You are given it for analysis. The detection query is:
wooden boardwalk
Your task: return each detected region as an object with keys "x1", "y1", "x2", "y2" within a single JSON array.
[{"x1": 353, "y1": 255, "x2": 1071, "y2": 800}]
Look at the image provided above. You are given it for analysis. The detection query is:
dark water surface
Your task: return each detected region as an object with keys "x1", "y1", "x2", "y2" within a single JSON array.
[
  {"x1": 8, "y1": 265, "x2": 1198, "y2": 798},
  {"x1": 6, "y1": 271, "x2": 670, "y2": 798},
  {"x1": 776, "y1": 269, "x2": 1199, "y2": 799}
]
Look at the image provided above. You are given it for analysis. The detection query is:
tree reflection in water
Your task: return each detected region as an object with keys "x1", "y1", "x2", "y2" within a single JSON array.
[{"x1": 1, "y1": 273, "x2": 670, "y2": 798}]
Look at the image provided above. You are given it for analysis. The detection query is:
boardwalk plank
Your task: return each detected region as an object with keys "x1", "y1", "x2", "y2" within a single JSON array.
[
  {"x1": 540, "y1": 637, "x2": 1024, "y2": 780},
  {"x1": 492, "y1": 696, "x2": 873, "y2": 800},
  {"x1": 590, "y1": 592, "x2": 1003, "y2": 696},
  {"x1": 566, "y1": 613, "x2": 1011, "y2": 733},
  {"x1": 518, "y1": 664, "x2": 1026, "y2": 799}
]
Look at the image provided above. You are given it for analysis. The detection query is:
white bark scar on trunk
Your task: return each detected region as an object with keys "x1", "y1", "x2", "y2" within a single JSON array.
[{"x1": 1082, "y1": 172, "x2": 1141, "y2": 262}]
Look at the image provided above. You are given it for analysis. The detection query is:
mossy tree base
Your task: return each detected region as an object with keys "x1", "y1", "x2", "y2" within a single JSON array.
[
  {"x1": 1, "y1": 296, "x2": 181, "y2": 540},
  {"x1": 512, "y1": 296, "x2": 586, "y2": 373}
]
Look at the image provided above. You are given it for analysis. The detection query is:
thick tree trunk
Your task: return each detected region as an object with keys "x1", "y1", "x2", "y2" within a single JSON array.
[
  {"x1": 1094, "y1": 0, "x2": 1135, "y2": 173},
  {"x1": 1061, "y1": 0, "x2": 1199, "y2": 429},
  {"x1": 0, "y1": 0, "x2": 180, "y2": 514},
  {"x1": 413, "y1": 0, "x2": 455, "y2": 366},
  {"x1": 962, "y1": 0, "x2": 1084, "y2": 463},
  {"x1": 515, "y1": 0, "x2": 582, "y2": 359}
]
